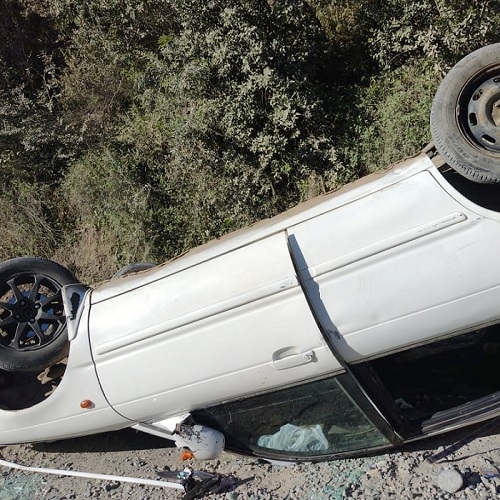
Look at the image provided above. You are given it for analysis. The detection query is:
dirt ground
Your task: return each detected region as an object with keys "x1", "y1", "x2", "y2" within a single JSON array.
[{"x1": 1, "y1": 418, "x2": 500, "y2": 499}]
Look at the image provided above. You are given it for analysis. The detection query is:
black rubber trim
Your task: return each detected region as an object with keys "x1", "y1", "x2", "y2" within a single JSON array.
[
  {"x1": 421, "y1": 390, "x2": 500, "y2": 434},
  {"x1": 286, "y1": 233, "x2": 401, "y2": 446}
]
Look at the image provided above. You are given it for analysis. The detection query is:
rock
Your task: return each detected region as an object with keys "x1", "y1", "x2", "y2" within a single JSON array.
[
  {"x1": 437, "y1": 469, "x2": 464, "y2": 494},
  {"x1": 375, "y1": 460, "x2": 388, "y2": 469},
  {"x1": 105, "y1": 481, "x2": 121, "y2": 492}
]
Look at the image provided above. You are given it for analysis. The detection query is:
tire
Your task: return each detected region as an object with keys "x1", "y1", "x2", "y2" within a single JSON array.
[
  {"x1": 0, "y1": 257, "x2": 78, "y2": 372},
  {"x1": 112, "y1": 262, "x2": 155, "y2": 278},
  {"x1": 430, "y1": 43, "x2": 500, "y2": 183}
]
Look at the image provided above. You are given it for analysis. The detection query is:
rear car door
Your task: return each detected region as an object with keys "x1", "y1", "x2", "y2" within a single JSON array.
[{"x1": 288, "y1": 164, "x2": 500, "y2": 363}]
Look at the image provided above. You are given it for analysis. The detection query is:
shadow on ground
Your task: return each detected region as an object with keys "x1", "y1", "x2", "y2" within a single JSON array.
[{"x1": 32, "y1": 427, "x2": 175, "y2": 454}]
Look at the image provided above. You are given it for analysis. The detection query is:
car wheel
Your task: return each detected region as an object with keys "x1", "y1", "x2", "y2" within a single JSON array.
[
  {"x1": 431, "y1": 43, "x2": 500, "y2": 183},
  {"x1": 0, "y1": 257, "x2": 78, "y2": 372},
  {"x1": 112, "y1": 262, "x2": 155, "y2": 278}
]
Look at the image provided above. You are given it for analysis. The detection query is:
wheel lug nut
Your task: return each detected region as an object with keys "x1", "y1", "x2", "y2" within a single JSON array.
[
  {"x1": 20, "y1": 300, "x2": 25, "y2": 306},
  {"x1": 14, "y1": 315, "x2": 20, "y2": 320}
]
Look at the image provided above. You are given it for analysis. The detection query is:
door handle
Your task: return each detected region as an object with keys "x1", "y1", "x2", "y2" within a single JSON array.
[{"x1": 270, "y1": 348, "x2": 315, "y2": 370}]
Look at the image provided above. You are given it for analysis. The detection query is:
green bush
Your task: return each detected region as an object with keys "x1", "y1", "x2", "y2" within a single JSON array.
[
  {"x1": 1, "y1": 0, "x2": 498, "y2": 280},
  {"x1": 341, "y1": 62, "x2": 437, "y2": 174},
  {"x1": 369, "y1": 0, "x2": 500, "y2": 73},
  {"x1": 116, "y1": 0, "x2": 348, "y2": 258},
  {"x1": 0, "y1": 0, "x2": 68, "y2": 186},
  {"x1": 58, "y1": 148, "x2": 153, "y2": 282}
]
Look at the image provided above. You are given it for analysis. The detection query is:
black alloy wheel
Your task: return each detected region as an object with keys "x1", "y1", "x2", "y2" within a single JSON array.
[{"x1": 0, "y1": 257, "x2": 78, "y2": 372}]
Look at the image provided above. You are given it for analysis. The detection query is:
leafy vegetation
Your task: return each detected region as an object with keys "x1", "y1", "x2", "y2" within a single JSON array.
[{"x1": 0, "y1": 0, "x2": 498, "y2": 281}]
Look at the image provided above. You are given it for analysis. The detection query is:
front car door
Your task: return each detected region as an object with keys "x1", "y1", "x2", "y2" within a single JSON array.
[{"x1": 88, "y1": 231, "x2": 341, "y2": 423}]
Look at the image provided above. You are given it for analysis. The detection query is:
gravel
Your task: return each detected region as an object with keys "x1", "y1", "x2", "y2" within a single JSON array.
[{"x1": 0, "y1": 421, "x2": 500, "y2": 499}]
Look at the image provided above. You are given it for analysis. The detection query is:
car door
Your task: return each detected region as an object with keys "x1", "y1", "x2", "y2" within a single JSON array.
[
  {"x1": 287, "y1": 160, "x2": 500, "y2": 437},
  {"x1": 288, "y1": 165, "x2": 500, "y2": 363},
  {"x1": 88, "y1": 231, "x2": 342, "y2": 423}
]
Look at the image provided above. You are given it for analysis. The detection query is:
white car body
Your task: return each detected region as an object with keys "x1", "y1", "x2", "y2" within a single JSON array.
[{"x1": 2, "y1": 151, "x2": 500, "y2": 461}]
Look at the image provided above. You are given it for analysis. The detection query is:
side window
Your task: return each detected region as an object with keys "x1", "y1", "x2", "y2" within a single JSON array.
[
  {"x1": 192, "y1": 376, "x2": 390, "y2": 459},
  {"x1": 364, "y1": 325, "x2": 500, "y2": 427}
]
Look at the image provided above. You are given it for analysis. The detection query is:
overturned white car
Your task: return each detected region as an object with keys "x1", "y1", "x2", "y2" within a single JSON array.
[{"x1": 0, "y1": 44, "x2": 500, "y2": 462}]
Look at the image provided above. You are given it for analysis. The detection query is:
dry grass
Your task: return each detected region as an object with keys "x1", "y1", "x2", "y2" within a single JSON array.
[{"x1": 0, "y1": 185, "x2": 56, "y2": 262}]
